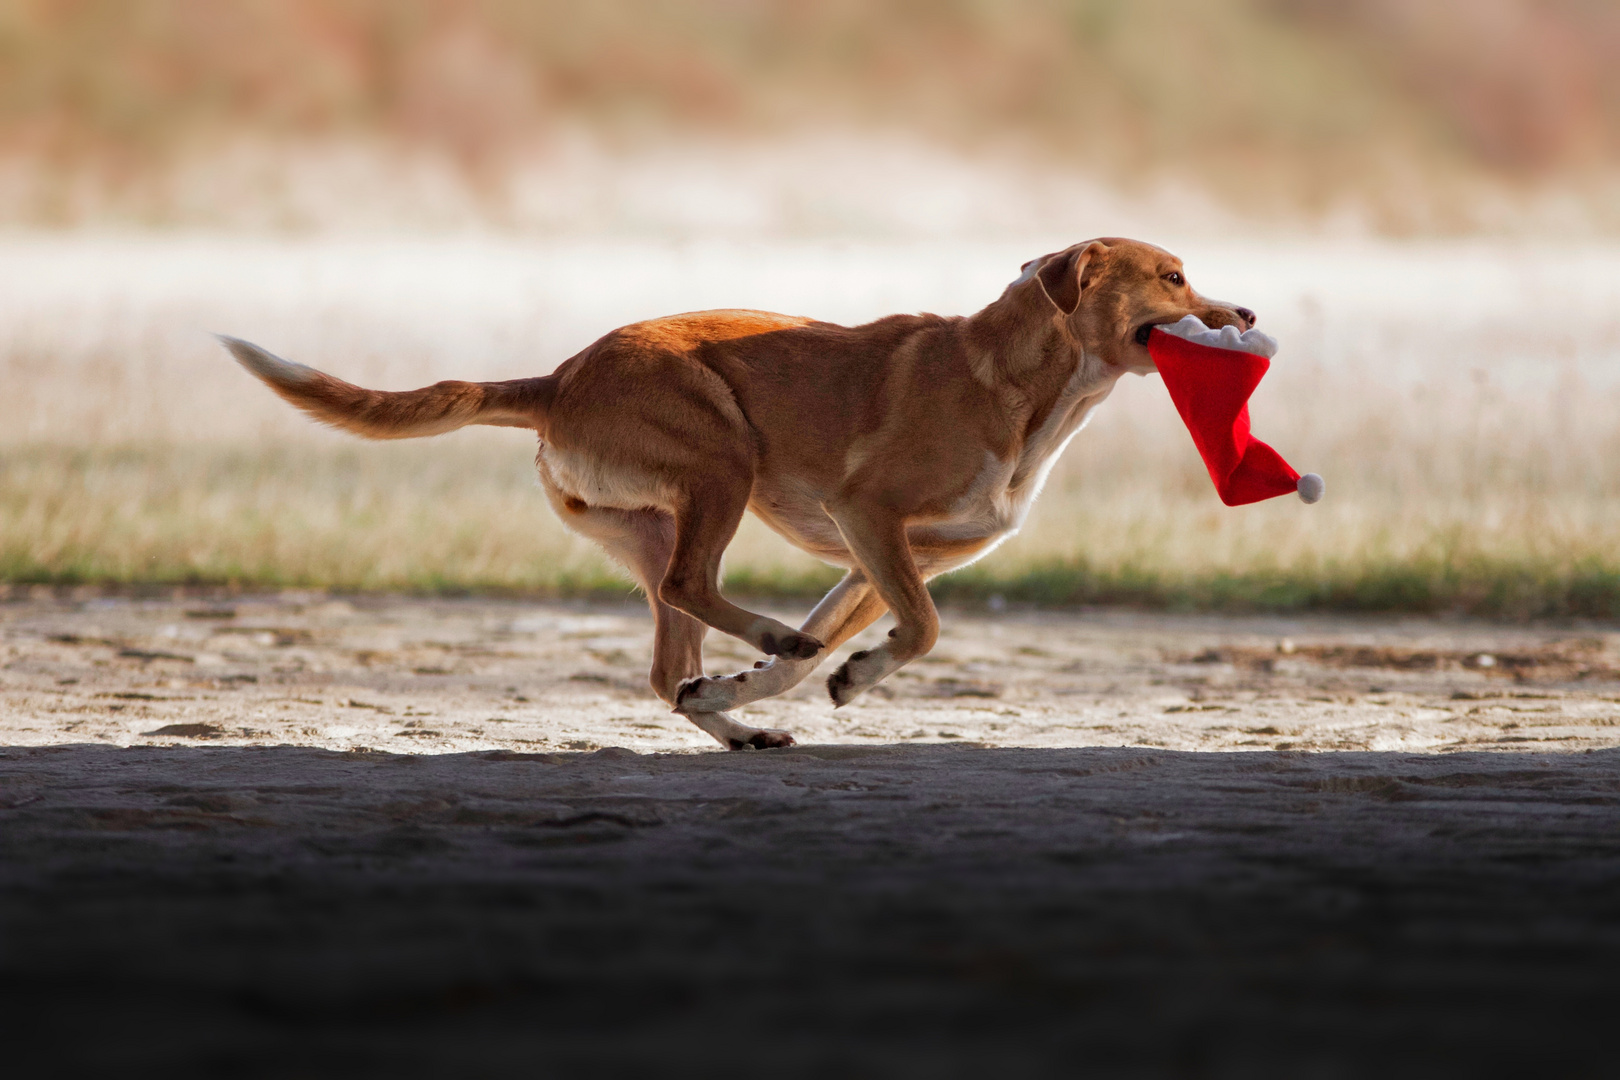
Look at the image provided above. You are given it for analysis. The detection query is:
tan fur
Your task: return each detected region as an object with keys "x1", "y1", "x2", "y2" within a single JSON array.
[
  {"x1": 225, "y1": 239, "x2": 1257, "y2": 749},
  {"x1": 218, "y1": 336, "x2": 555, "y2": 438}
]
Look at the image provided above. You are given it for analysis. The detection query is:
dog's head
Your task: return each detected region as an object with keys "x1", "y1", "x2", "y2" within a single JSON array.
[{"x1": 1014, "y1": 238, "x2": 1256, "y2": 375}]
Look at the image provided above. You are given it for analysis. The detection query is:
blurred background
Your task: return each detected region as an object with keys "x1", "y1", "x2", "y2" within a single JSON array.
[{"x1": 1, "y1": 0, "x2": 1618, "y2": 614}]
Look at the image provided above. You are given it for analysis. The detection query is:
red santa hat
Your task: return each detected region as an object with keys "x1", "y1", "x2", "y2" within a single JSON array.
[{"x1": 1148, "y1": 316, "x2": 1323, "y2": 506}]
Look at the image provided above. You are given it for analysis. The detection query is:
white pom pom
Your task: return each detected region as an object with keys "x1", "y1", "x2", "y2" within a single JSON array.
[{"x1": 1297, "y1": 473, "x2": 1325, "y2": 504}]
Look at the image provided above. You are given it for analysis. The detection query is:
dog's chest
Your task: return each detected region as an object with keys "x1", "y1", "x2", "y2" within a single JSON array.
[
  {"x1": 925, "y1": 374, "x2": 1109, "y2": 543},
  {"x1": 922, "y1": 447, "x2": 1051, "y2": 545},
  {"x1": 753, "y1": 371, "x2": 1110, "y2": 565}
]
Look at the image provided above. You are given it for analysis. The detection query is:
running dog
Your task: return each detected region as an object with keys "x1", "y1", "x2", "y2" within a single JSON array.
[{"x1": 222, "y1": 238, "x2": 1257, "y2": 749}]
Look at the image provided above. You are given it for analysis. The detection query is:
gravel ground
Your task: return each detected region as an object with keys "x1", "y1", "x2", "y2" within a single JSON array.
[{"x1": 2, "y1": 593, "x2": 1619, "y2": 1076}]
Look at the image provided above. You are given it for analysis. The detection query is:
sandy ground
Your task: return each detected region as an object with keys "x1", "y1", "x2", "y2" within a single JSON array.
[
  {"x1": 5, "y1": 591, "x2": 1619, "y2": 755},
  {"x1": 3, "y1": 593, "x2": 1620, "y2": 1074}
]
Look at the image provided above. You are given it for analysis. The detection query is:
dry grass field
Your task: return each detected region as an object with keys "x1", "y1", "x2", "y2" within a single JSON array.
[
  {"x1": 1, "y1": 233, "x2": 1617, "y2": 616},
  {"x1": 2, "y1": 3, "x2": 1616, "y2": 616}
]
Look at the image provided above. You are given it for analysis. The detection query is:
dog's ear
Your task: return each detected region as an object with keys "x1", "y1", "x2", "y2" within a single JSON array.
[{"x1": 1036, "y1": 242, "x2": 1107, "y2": 316}]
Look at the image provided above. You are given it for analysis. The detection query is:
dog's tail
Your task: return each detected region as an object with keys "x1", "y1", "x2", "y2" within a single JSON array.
[{"x1": 219, "y1": 336, "x2": 557, "y2": 439}]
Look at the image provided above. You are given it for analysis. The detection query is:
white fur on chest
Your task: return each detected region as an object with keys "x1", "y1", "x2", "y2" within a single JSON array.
[{"x1": 918, "y1": 366, "x2": 1110, "y2": 552}]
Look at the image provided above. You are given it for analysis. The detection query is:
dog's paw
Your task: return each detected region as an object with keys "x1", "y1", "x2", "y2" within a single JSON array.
[
  {"x1": 677, "y1": 707, "x2": 798, "y2": 751},
  {"x1": 727, "y1": 728, "x2": 796, "y2": 751},
  {"x1": 674, "y1": 674, "x2": 711, "y2": 709},
  {"x1": 676, "y1": 672, "x2": 745, "y2": 712},
  {"x1": 827, "y1": 649, "x2": 875, "y2": 707},
  {"x1": 760, "y1": 629, "x2": 824, "y2": 660}
]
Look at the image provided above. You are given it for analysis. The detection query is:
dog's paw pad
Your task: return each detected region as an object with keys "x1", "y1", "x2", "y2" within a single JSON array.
[
  {"x1": 674, "y1": 676, "x2": 708, "y2": 708},
  {"x1": 676, "y1": 674, "x2": 737, "y2": 712},
  {"x1": 761, "y1": 630, "x2": 823, "y2": 660},
  {"x1": 827, "y1": 663, "x2": 856, "y2": 707},
  {"x1": 727, "y1": 728, "x2": 794, "y2": 751}
]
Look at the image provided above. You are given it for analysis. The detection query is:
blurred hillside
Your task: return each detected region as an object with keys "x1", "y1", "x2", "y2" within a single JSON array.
[{"x1": 2, "y1": 0, "x2": 1617, "y2": 232}]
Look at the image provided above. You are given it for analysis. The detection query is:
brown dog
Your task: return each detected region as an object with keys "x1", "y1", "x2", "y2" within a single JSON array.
[{"x1": 223, "y1": 238, "x2": 1257, "y2": 749}]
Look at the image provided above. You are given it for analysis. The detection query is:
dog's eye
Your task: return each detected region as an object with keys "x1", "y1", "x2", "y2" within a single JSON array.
[{"x1": 1164, "y1": 272, "x2": 1185, "y2": 287}]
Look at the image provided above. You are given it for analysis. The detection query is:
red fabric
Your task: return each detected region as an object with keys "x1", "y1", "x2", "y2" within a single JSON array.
[{"x1": 1149, "y1": 330, "x2": 1301, "y2": 507}]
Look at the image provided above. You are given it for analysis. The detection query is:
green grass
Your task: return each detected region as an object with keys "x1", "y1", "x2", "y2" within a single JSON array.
[
  {"x1": 9, "y1": 540, "x2": 1617, "y2": 621},
  {"x1": 926, "y1": 558, "x2": 1620, "y2": 620},
  {"x1": 5, "y1": 440, "x2": 1617, "y2": 619}
]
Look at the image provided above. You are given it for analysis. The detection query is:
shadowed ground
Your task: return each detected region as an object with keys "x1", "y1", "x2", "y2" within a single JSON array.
[
  {"x1": 1, "y1": 596, "x2": 1618, "y2": 1074},
  {"x1": 2, "y1": 743, "x2": 1619, "y2": 1075}
]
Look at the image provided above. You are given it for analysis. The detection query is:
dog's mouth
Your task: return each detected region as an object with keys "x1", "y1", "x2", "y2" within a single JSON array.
[{"x1": 1133, "y1": 320, "x2": 1174, "y2": 347}]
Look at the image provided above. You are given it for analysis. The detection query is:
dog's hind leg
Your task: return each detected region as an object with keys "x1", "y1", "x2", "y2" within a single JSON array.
[
  {"x1": 540, "y1": 479, "x2": 793, "y2": 750},
  {"x1": 651, "y1": 595, "x2": 793, "y2": 750},
  {"x1": 674, "y1": 570, "x2": 885, "y2": 713},
  {"x1": 657, "y1": 475, "x2": 824, "y2": 662}
]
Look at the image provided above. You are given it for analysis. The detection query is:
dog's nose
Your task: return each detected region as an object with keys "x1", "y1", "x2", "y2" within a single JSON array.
[{"x1": 1234, "y1": 306, "x2": 1257, "y2": 328}]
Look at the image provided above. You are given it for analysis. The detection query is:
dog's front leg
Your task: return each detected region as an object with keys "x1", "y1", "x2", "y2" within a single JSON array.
[
  {"x1": 822, "y1": 504, "x2": 939, "y2": 707},
  {"x1": 676, "y1": 570, "x2": 886, "y2": 713}
]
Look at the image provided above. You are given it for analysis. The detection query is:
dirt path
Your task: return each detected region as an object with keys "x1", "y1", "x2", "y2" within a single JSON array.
[
  {"x1": 3, "y1": 593, "x2": 1617, "y2": 755},
  {"x1": 3, "y1": 594, "x2": 1619, "y2": 1074}
]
